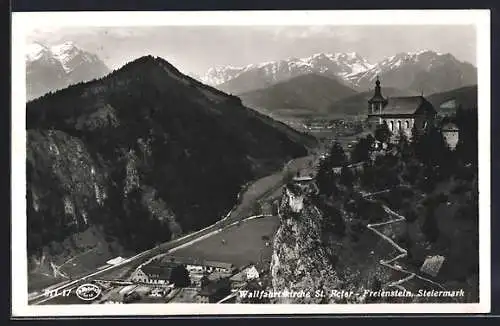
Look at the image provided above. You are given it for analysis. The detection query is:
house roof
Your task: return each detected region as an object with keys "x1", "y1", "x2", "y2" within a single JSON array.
[
  {"x1": 293, "y1": 176, "x2": 314, "y2": 182},
  {"x1": 420, "y1": 255, "x2": 446, "y2": 278},
  {"x1": 229, "y1": 270, "x2": 247, "y2": 282},
  {"x1": 207, "y1": 271, "x2": 231, "y2": 281},
  {"x1": 205, "y1": 261, "x2": 234, "y2": 270},
  {"x1": 106, "y1": 256, "x2": 126, "y2": 265},
  {"x1": 160, "y1": 256, "x2": 203, "y2": 266},
  {"x1": 160, "y1": 256, "x2": 234, "y2": 270},
  {"x1": 141, "y1": 263, "x2": 174, "y2": 279},
  {"x1": 375, "y1": 96, "x2": 436, "y2": 115}
]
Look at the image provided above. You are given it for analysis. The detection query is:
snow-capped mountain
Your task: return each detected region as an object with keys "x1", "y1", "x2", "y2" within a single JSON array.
[
  {"x1": 26, "y1": 41, "x2": 110, "y2": 101},
  {"x1": 201, "y1": 52, "x2": 374, "y2": 95},
  {"x1": 346, "y1": 50, "x2": 477, "y2": 94},
  {"x1": 202, "y1": 50, "x2": 476, "y2": 96}
]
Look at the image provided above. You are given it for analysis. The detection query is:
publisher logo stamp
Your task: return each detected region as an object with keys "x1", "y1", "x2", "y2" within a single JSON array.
[{"x1": 75, "y1": 283, "x2": 101, "y2": 301}]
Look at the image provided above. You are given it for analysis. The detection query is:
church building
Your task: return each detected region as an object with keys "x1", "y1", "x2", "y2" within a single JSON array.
[{"x1": 366, "y1": 77, "x2": 437, "y2": 138}]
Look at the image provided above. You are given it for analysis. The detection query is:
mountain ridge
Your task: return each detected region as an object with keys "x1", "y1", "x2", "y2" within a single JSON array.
[
  {"x1": 26, "y1": 41, "x2": 111, "y2": 101},
  {"x1": 200, "y1": 50, "x2": 476, "y2": 95}
]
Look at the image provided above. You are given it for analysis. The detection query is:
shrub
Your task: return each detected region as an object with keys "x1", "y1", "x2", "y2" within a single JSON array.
[{"x1": 401, "y1": 204, "x2": 419, "y2": 224}]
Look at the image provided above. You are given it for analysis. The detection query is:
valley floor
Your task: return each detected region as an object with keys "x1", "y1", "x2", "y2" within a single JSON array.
[{"x1": 29, "y1": 154, "x2": 315, "y2": 305}]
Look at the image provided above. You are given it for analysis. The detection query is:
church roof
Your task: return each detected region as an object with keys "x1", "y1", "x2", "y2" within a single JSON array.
[
  {"x1": 381, "y1": 96, "x2": 436, "y2": 115},
  {"x1": 369, "y1": 94, "x2": 387, "y2": 103}
]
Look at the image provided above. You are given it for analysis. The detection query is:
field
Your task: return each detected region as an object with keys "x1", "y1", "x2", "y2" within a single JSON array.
[{"x1": 172, "y1": 215, "x2": 280, "y2": 269}]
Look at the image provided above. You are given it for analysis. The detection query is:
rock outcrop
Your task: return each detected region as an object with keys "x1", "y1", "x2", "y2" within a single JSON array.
[{"x1": 270, "y1": 180, "x2": 399, "y2": 304}]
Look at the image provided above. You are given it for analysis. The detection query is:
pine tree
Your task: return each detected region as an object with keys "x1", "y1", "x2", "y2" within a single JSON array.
[
  {"x1": 340, "y1": 166, "x2": 355, "y2": 189},
  {"x1": 316, "y1": 141, "x2": 346, "y2": 196},
  {"x1": 351, "y1": 135, "x2": 374, "y2": 163},
  {"x1": 327, "y1": 141, "x2": 348, "y2": 167},
  {"x1": 170, "y1": 264, "x2": 191, "y2": 287},
  {"x1": 374, "y1": 122, "x2": 391, "y2": 143}
]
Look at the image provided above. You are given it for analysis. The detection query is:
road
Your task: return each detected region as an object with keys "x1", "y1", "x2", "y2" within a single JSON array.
[{"x1": 28, "y1": 154, "x2": 314, "y2": 305}]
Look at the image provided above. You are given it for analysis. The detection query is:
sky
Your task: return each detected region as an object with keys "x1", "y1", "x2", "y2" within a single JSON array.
[{"x1": 25, "y1": 25, "x2": 477, "y2": 76}]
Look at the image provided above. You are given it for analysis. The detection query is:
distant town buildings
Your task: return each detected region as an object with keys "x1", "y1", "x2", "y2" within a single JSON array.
[
  {"x1": 366, "y1": 76, "x2": 437, "y2": 138},
  {"x1": 130, "y1": 256, "x2": 236, "y2": 286},
  {"x1": 105, "y1": 252, "x2": 264, "y2": 304}
]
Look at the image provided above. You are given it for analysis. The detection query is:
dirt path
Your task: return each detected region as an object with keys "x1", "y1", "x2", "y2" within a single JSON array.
[{"x1": 365, "y1": 196, "x2": 455, "y2": 301}]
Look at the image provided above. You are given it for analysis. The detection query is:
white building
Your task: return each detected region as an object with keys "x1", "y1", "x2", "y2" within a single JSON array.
[
  {"x1": 130, "y1": 268, "x2": 149, "y2": 283},
  {"x1": 441, "y1": 122, "x2": 460, "y2": 150},
  {"x1": 245, "y1": 266, "x2": 260, "y2": 280}
]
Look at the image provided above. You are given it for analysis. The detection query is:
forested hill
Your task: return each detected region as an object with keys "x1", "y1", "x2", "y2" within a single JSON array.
[
  {"x1": 239, "y1": 73, "x2": 358, "y2": 113},
  {"x1": 26, "y1": 55, "x2": 313, "y2": 275}
]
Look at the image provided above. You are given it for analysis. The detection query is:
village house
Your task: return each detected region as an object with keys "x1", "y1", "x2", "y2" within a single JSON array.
[
  {"x1": 204, "y1": 261, "x2": 236, "y2": 274},
  {"x1": 207, "y1": 271, "x2": 231, "y2": 282},
  {"x1": 420, "y1": 255, "x2": 447, "y2": 278},
  {"x1": 139, "y1": 261, "x2": 176, "y2": 285},
  {"x1": 160, "y1": 256, "x2": 205, "y2": 274},
  {"x1": 229, "y1": 265, "x2": 260, "y2": 290},
  {"x1": 130, "y1": 267, "x2": 149, "y2": 283},
  {"x1": 366, "y1": 76, "x2": 437, "y2": 139},
  {"x1": 245, "y1": 265, "x2": 260, "y2": 280},
  {"x1": 159, "y1": 256, "x2": 235, "y2": 275},
  {"x1": 190, "y1": 273, "x2": 205, "y2": 288}
]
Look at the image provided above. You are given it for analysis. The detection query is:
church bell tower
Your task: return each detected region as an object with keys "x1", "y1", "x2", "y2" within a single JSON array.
[{"x1": 368, "y1": 76, "x2": 387, "y2": 115}]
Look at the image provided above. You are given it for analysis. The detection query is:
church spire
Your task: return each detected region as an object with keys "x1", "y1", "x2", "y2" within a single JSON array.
[{"x1": 374, "y1": 75, "x2": 382, "y2": 98}]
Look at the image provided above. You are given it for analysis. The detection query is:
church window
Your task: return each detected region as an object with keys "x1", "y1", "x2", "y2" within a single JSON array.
[
  {"x1": 389, "y1": 121, "x2": 394, "y2": 131},
  {"x1": 406, "y1": 121, "x2": 410, "y2": 129},
  {"x1": 397, "y1": 121, "x2": 402, "y2": 130}
]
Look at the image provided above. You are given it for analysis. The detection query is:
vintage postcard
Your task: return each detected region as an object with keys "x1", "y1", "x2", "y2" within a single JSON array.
[{"x1": 11, "y1": 10, "x2": 490, "y2": 317}]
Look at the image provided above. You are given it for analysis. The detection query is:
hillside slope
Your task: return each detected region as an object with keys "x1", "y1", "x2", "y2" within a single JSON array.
[
  {"x1": 327, "y1": 87, "x2": 418, "y2": 117},
  {"x1": 26, "y1": 55, "x2": 314, "y2": 287},
  {"x1": 426, "y1": 85, "x2": 477, "y2": 115},
  {"x1": 239, "y1": 74, "x2": 357, "y2": 114}
]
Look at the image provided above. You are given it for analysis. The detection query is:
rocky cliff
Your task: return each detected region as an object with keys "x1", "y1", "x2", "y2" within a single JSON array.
[
  {"x1": 270, "y1": 182, "x2": 342, "y2": 303},
  {"x1": 270, "y1": 180, "x2": 406, "y2": 304}
]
